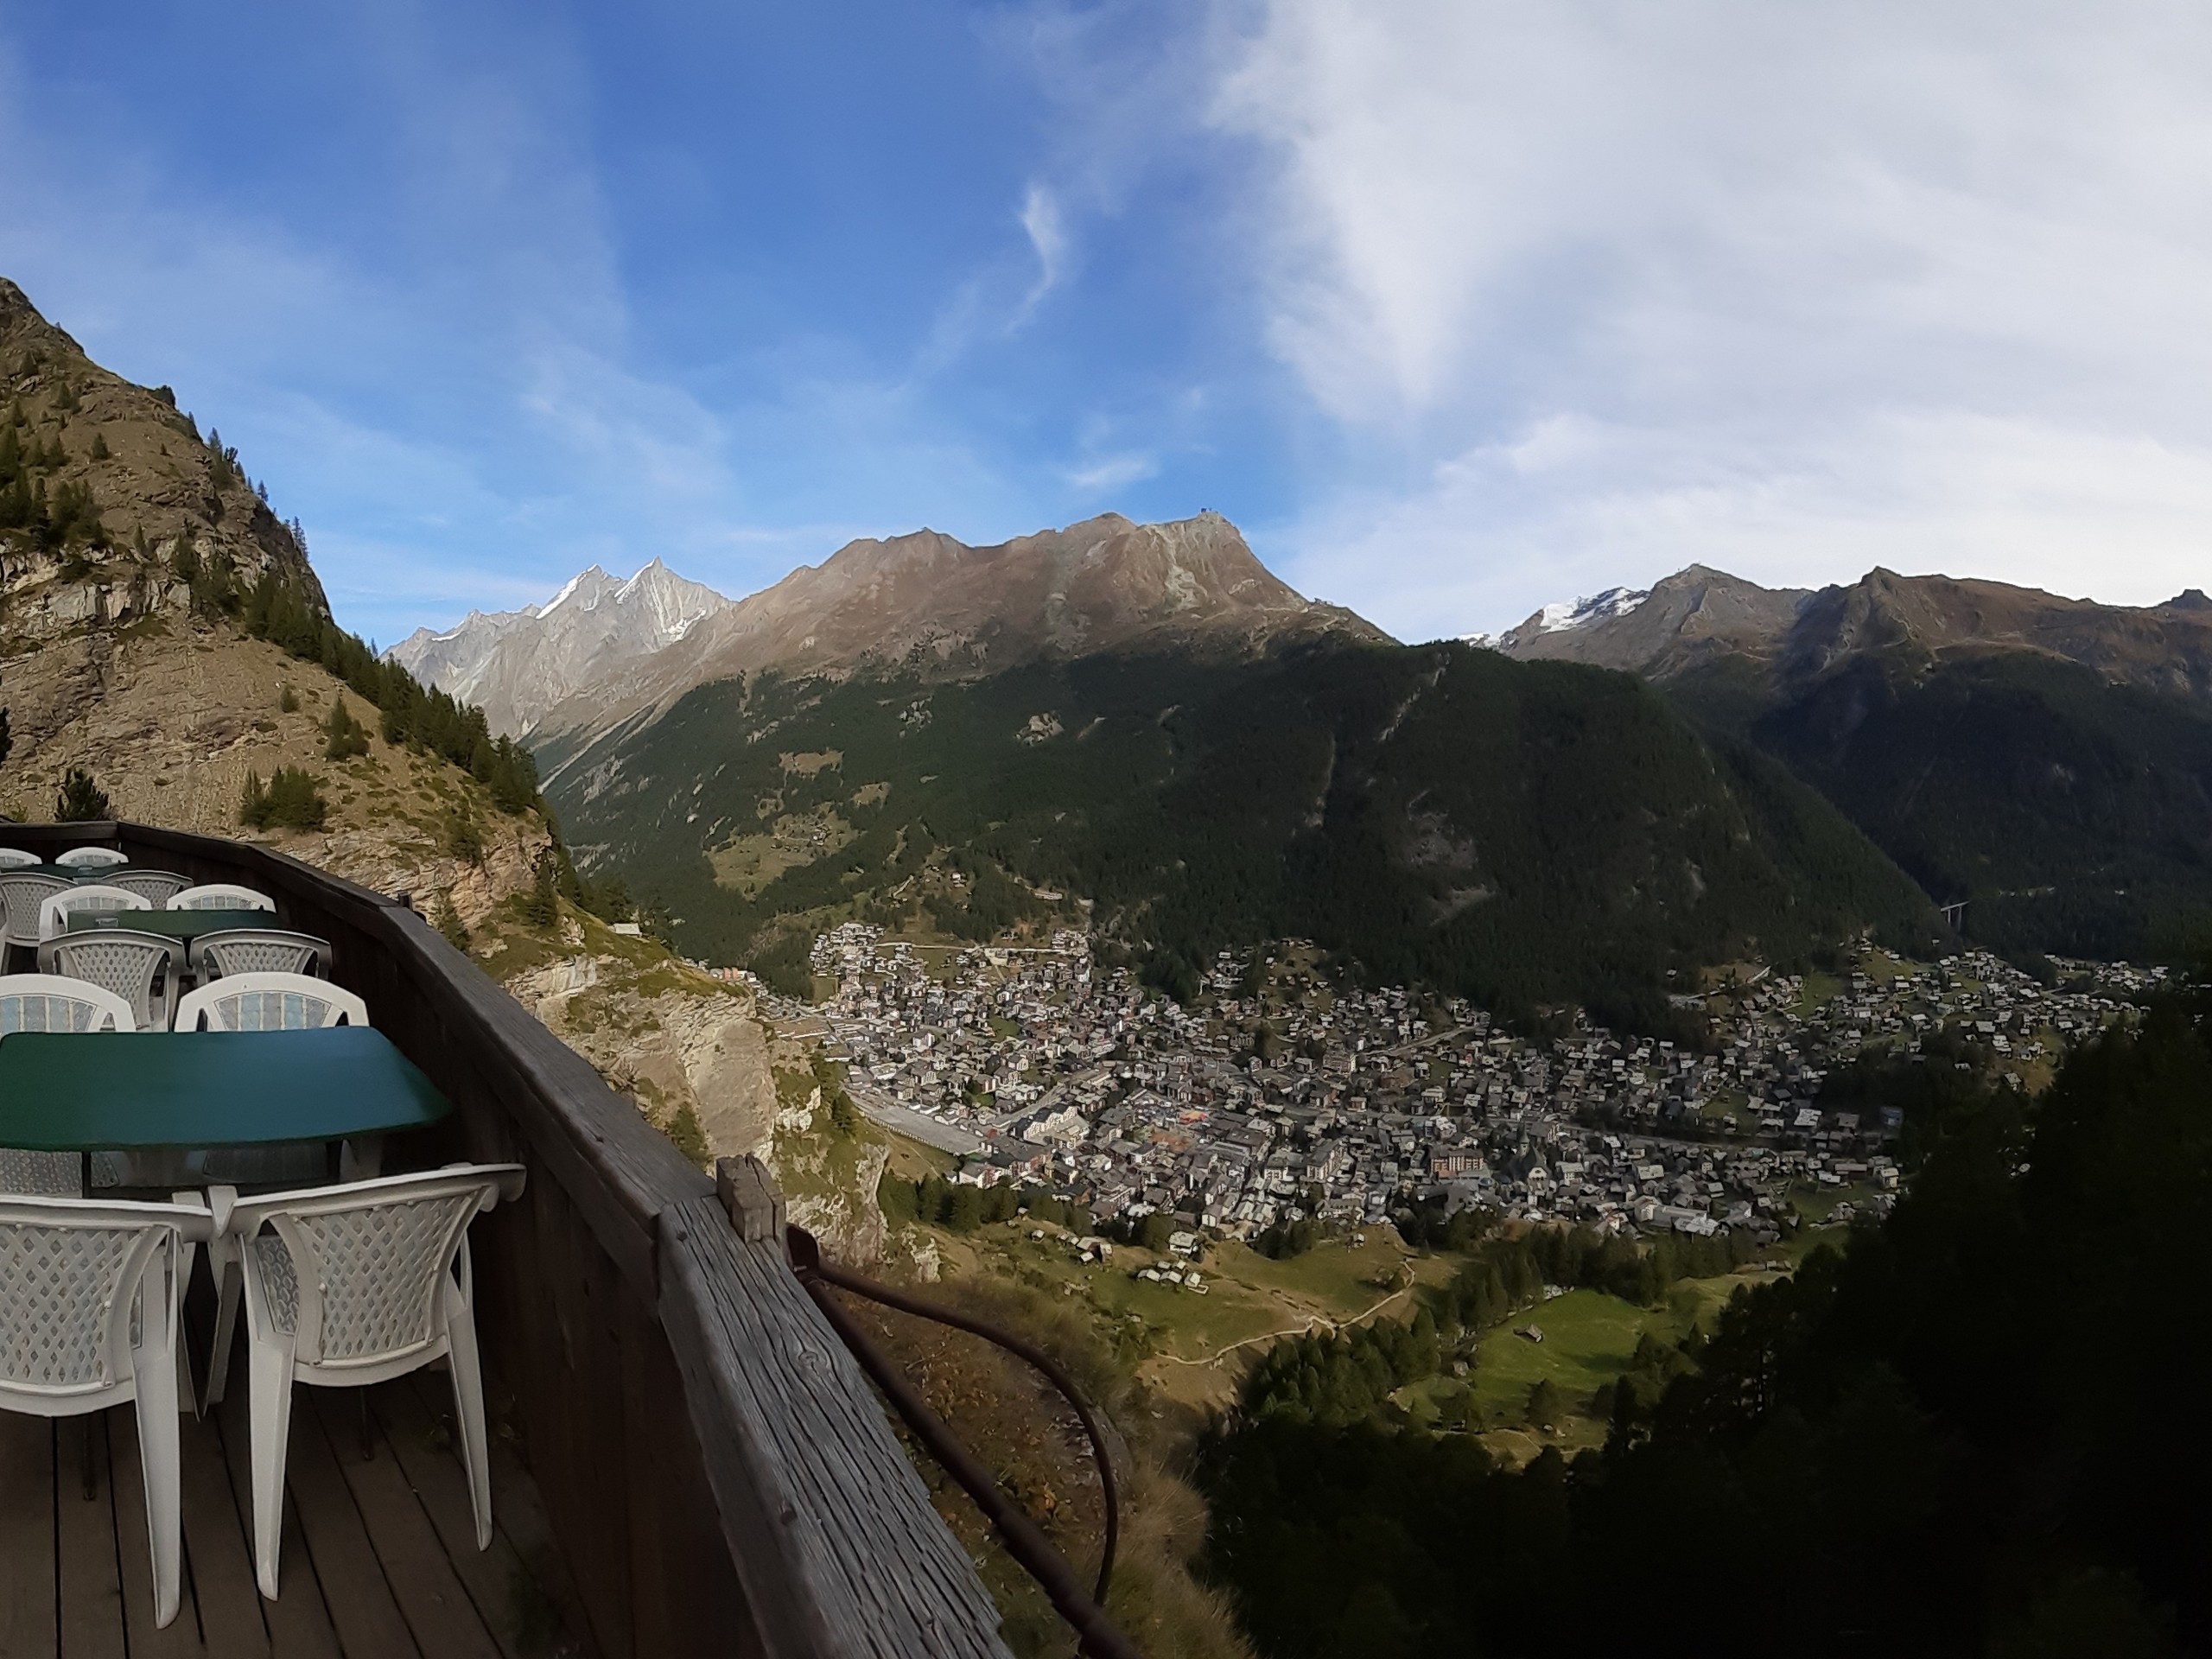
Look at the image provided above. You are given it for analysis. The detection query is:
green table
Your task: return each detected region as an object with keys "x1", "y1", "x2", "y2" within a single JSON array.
[
  {"x1": 66, "y1": 909, "x2": 275, "y2": 942},
  {"x1": 0, "y1": 1027, "x2": 451, "y2": 1151}
]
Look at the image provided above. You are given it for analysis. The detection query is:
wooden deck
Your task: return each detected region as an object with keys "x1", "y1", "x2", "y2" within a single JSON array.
[{"x1": 0, "y1": 1368, "x2": 598, "y2": 1659}]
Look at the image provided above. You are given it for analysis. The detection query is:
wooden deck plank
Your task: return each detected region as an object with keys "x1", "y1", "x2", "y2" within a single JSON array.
[
  {"x1": 302, "y1": 1386, "x2": 504, "y2": 1659},
  {"x1": 110, "y1": 1408, "x2": 207, "y2": 1659},
  {"x1": 213, "y1": 1385, "x2": 347, "y2": 1659},
  {"x1": 0, "y1": 1413, "x2": 58, "y2": 1659},
  {"x1": 176, "y1": 1399, "x2": 274, "y2": 1659},
  {"x1": 281, "y1": 1389, "x2": 422, "y2": 1658},
  {"x1": 54, "y1": 1415, "x2": 127, "y2": 1659},
  {"x1": 382, "y1": 1372, "x2": 599, "y2": 1659}
]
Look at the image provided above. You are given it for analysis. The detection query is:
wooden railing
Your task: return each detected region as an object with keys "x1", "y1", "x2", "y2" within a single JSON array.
[{"x1": 0, "y1": 823, "x2": 1013, "y2": 1659}]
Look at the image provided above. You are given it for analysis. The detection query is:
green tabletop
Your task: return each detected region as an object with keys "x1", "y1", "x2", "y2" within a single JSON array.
[
  {"x1": 0, "y1": 1027, "x2": 451, "y2": 1150},
  {"x1": 66, "y1": 908, "x2": 275, "y2": 941}
]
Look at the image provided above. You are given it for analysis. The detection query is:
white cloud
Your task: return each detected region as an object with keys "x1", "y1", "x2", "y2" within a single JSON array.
[
  {"x1": 1206, "y1": 0, "x2": 2212, "y2": 630},
  {"x1": 1065, "y1": 451, "x2": 1160, "y2": 493},
  {"x1": 1019, "y1": 181, "x2": 1069, "y2": 313}
]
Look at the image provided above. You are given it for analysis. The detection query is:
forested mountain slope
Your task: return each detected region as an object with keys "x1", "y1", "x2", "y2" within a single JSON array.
[
  {"x1": 1492, "y1": 563, "x2": 2212, "y2": 961},
  {"x1": 542, "y1": 638, "x2": 1938, "y2": 1029}
]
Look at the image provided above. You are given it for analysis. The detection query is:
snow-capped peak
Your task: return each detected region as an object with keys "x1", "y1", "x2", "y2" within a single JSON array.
[
  {"x1": 1538, "y1": 587, "x2": 1649, "y2": 632},
  {"x1": 1464, "y1": 584, "x2": 1649, "y2": 652},
  {"x1": 540, "y1": 565, "x2": 618, "y2": 618}
]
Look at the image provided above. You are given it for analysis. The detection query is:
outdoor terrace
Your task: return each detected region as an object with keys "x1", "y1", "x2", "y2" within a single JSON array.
[{"x1": 0, "y1": 822, "x2": 1112, "y2": 1659}]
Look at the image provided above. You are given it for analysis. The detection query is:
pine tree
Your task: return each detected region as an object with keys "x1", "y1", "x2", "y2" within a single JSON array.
[
  {"x1": 322, "y1": 697, "x2": 369, "y2": 760},
  {"x1": 54, "y1": 768, "x2": 111, "y2": 822}
]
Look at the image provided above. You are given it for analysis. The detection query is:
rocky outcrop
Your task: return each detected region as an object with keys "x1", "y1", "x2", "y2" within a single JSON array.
[{"x1": 506, "y1": 938, "x2": 898, "y2": 1265}]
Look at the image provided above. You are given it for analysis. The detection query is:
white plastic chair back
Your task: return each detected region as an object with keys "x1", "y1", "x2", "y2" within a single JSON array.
[
  {"x1": 0, "y1": 1149, "x2": 82, "y2": 1197},
  {"x1": 167, "y1": 883, "x2": 276, "y2": 913},
  {"x1": 54, "y1": 847, "x2": 129, "y2": 870},
  {"x1": 39, "y1": 883, "x2": 151, "y2": 942},
  {"x1": 216, "y1": 1166, "x2": 524, "y2": 1597},
  {"x1": 175, "y1": 971, "x2": 367, "y2": 1032},
  {"x1": 40, "y1": 931, "x2": 180, "y2": 1032},
  {"x1": 194, "y1": 929, "x2": 330, "y2": 981},
  {"x1": 0, "y1": 973, "x2": 134, "y2": 1033},
  {"x1": 239, "y1": 1172, "x2": 514, "y2": 1370},
  {"x1": 0, "y1": 848, "x2": 42, "y2": 869},
  {"x1": 106, "y1": 868, "x2": 190, "y2": 907},
  {"x1": 0, "y1": 871, "x2": 71, "y2": 949}
]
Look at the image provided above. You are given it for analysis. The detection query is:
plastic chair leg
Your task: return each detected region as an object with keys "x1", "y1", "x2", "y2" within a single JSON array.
[
  {"x1": 205, "y1": 1246, "x2": 239, "y2": 1408},
  {"x1": 135, "y1": 1309, "x2": 185, "y2": 1626},
  {"x1": 447, "y1": 1306, "x2": 494, "y2": 1549},
  {"x1": 172, "y1": 1232, "x2": 200, "y2": 1415},
  {"x1": 248, "y1": 1338, "x2": 296, "y2": 1599}
]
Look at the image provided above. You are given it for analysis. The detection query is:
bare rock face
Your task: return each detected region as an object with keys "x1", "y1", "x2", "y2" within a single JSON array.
[
  {"x1": 386, "y1": 559, "x2": 729, "y2": 737},
  {"x1": 506, "y1": 945, "x2": 895, "y2": 1262}
]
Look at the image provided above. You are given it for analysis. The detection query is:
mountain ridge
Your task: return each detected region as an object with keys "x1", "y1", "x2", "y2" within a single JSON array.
[
  {"x1": 1488, "y1": 562, "x2": 2212, "y2": 701},
  {"x1": 397, "y1": 511, "x2": 1389, "y2": 740}
]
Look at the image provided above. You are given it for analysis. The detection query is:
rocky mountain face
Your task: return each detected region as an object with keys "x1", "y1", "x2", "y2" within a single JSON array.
[
  {"x1": 0, "y1": 276, "x2": 324, "y2": 649},
  {"x1": 386, "y1": 558, "x2": 728, "y2": 737},
  {"x1": 1487, "y1": 561, "x2": 2212, "y2": 961},
  {"x1": 524, "y1": 511, "x2": 1387, "y2": 741},
  {"x1": 0, "y1": 276, "x2": 544, "y2": 922}
]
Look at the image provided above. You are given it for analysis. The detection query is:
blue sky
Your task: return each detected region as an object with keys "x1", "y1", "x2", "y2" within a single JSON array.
[{"x1": 5, "y1": 2, "x2": 2212, "y2": 645}]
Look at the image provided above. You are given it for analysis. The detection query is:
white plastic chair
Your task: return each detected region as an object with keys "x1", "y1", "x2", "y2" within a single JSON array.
[
  {"x1": 0, "y1": 1194, "x2": 214, "y2": 1627},
  {"x1": 54, "y1": 847, "x2": 129, "y2": 870},
  {"x1": 39, "y1": 883, "x2": 153, "y2": 943},
  {"x1": 175, "y1": 972, "x2": 367, "y2": 1032},
  {"x1": 40, "y1": 931, "x2": 181, "y2": 1032},
  {"x1": 105, "y1": 868, "x2": 190, "y2": 907},
  {"x1": 194, "y1": 929, "x2": 332, "y2": 982},
  {"x1": 0, "y1": 848, "x2": 43, "y2": 869},
  {"x1": 0, "y1": 973, "x2": 136, "y2": 1033},
  {"x1": 0, "y1": 978, "x2": 130, "y2": 1195},
  {"x1": 208, "y1": 1166, "x2": 526, "y2": 1598},
  {"x1": 167, "y1": 884, "x2": 276, "y2": 913},
  {"x1": 0, "y1": 870, "x2": 72, "y2": 957}
]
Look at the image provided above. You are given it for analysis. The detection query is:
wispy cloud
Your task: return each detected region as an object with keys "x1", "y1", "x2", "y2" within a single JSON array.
[
  {"x1": 1018, "y1": 181, "x2": 1069, "y2": 316},
  {"x1": 1065, "y1": 450, "x2": 1159, "y2": 493}
]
